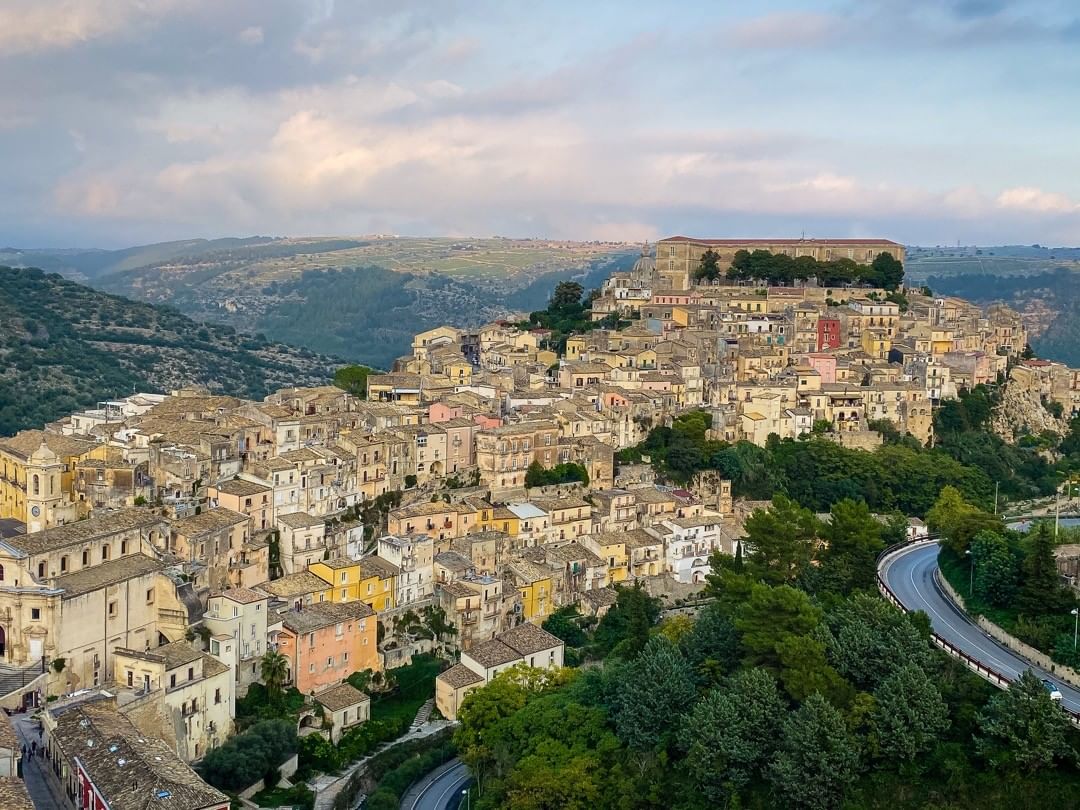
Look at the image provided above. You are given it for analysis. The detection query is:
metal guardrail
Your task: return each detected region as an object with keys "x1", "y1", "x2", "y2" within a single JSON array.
[{"x1": 876, "y1": 537, "x2": 1080, "y2": 728}]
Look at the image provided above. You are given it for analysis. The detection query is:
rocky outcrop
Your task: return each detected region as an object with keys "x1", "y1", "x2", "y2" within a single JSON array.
[{"x1": 992, "y1": 371, "x2": 1069, "y2": 443}]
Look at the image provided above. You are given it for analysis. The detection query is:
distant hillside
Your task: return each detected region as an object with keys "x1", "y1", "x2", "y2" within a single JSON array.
[
  {"x1": 3, "y1": 236, "x2": 636, "y2": 370},
  {"x1": 927, "y1": 267, "x2": 1080, "y2": 366},
  {"x1": 0, "y1": 267, "x2": 340, "y2": 435}
]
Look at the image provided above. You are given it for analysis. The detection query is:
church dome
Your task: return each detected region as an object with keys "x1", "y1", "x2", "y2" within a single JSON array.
[{"x1": 631, "y1": 243, "x2": 655, "y2": 277}]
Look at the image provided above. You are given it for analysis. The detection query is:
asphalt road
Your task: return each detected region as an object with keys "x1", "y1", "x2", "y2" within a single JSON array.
[
  {"x1": 881, "y1": 541, "x2": 1080, "y2": 714},
  {"x1": 404, "y1": 759, "x2": 472, "y2": 810}
]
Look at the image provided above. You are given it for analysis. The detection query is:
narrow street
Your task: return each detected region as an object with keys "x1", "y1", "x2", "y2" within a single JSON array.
[{"x1": 12, "y1": 714, "x2": 73, "y2": 810}]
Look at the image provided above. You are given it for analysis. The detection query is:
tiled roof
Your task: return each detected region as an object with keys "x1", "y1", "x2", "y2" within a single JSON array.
[
  {"x1": 437, "y1": 663, "x2": 484, "y2": 689},
  {"x1": 213, "y1": 587, "x2": 267, "y2": 605},
  {"x1": 50, "y1": 701, "x2": 227, "y2": 810},
  {"x1": 497, "y1": 622, "x2": 562, "y2": 656},
  {"x1": 5, "y1": 509, "x2": 163, "y2": 557},
  {"x1": 315, "y1": 682, "x2": 370, "y2": 712},
  {"x1": 0, "y1": 429, "x2": 99, "y2": 461},
  {"x1": 255, "y1": 571, "x2": 330, "y2": 598},
  {"x1": 169, "y1": 507, "x2": 248, "y2": 536},
  {"x1": 55, "y1": 554, "x2": 164, "y2": 598},
  {"x1": 213, "y1": 478, "x2": 270, "y2": 497},
  {"x1": 276, "y1": 511, "x2": 324, "y2": 530},
  {"x1": 465, "y1": 639, "x2": 521, "y2": 669},
  {"x1": 281, "y1": 600, "x2": 374, "y2": 634},
  {"x1": 0, "y1": 778, "x2": 33, "y2": 810}
]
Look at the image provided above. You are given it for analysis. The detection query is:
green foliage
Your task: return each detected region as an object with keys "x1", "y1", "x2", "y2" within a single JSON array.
[
  {"x1": 612, "y1": 636, "x2": 696, "y2": 751},
  {"x1": 542, "y1": 604, "x2": 588, "y2": 648},
  {"x1": 198, "y1": 719, "x2": 297, "y2": 792},
  {"x1": 1019, "y1": 523, "x2": 1075, "y2": 617},
  {"x1": 679, "y1": 668, "x2": 786, "y2": 802},
  {"x1": 976, "y1": 669, "x2": 1077, "y2": 773},
  {"x1": 767, "y1": 693, "x2": 861, "y2": 809},
  {"x1": 0, "y1": 267, "x2": 338, "y2": 435},
  {"x1": 332, "y1": 364, "x2": 373, "y2": 397},
  {"x1": 692, "y1": 249, "x2": 722, "y2": 282},
  {"x1": 970, "y1": 530, "x2": 1019, "y2": 607},
  {"x1": 260, "y1": 650, "x2": 289, "y2": 704},
  {"x1": 679, "y1": 602, "x2": 739, "y2": 686},
  {"x1": 525, "y1": 461, "x2": 589, "y2": 488},
  {"x1": 743, "y1": 495, "x2": 819, "y2": 586},
  {"x1": 821, "y1": 593, "x2": 933, "y2": 691},
  {"x1": 726, "y1": 248, "x2": 904, "y2": 290},
  {"x1": 590, "y1": 582, "x2": 661, "y2": 659},
  {"x1": 870, "y1": 663, "x2": 950, "y2": 763},
  {"x1": 814, "y1": 499, "x2": 885, "y2": 596},
  {"x1": 736, "y1": 584, "x2": 823, "y2": 674}
]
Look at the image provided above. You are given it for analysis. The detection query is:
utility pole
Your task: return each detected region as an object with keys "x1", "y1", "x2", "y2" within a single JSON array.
[{"x1": 994, "y1": 481, "x2": 999, "y2": 515}]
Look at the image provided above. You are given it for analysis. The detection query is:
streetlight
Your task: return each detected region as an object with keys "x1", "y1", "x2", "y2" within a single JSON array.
[
  {"x1": 1072, "y1": 608, "x2": 1078, "y2": 651},
  {"x1": 965, "y1": 549, "x2": 974, "y2": 597},
  {"x1": 462, "y1": 787, "x2": 471, "y2": 810}
]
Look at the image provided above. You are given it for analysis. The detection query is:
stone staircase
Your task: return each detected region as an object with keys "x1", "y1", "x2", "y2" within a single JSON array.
[{"x1": 411, "y1": 698, "x2": 434, "y2": 731}]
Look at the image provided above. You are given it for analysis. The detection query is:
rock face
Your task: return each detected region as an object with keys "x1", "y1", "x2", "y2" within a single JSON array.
[{"x1": 992, "y1": 372, "x2": 1069, "y2": 443}]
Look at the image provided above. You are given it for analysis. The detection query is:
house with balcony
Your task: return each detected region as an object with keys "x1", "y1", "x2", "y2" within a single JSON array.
[
  {"x1": 203, "y1": 587, "x2": 270, "y2": 697},
  {"x1": 111, "y1": 640, "x2": 234, "y2": 762},
  {"x1": 377, "y1": 534, "x2": 434, "y2": 607}
]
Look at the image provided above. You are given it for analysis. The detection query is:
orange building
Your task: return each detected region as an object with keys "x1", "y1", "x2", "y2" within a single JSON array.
[
  {"x1": 208, "y1": 478, "x2": 273, "y2": 531},
  {"x1": 277, "y1": 601, "x2": 379, "y2": 694}
]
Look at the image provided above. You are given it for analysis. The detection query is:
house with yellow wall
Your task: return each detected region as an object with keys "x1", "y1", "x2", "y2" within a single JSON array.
[
  {"x1": 582, "y1": 532, "x2": 628, "y2": 583},
  {"x1": 506, "y1": 558, "x2": 553, "y2": 623},
  {"x1": 310, "y1": 557, "x2": 362, "y2": 602},
  {"x1": 0, "y1": 431, "x2": 106, "y2": 531},
  {"x1": 357, "y1": 556, "x2": 398, "y2": 611}
]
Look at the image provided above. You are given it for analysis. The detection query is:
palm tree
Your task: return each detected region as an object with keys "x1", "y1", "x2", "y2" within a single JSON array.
[{"x1": 261, "y1": 650, "x2": 289, "y2": 703}]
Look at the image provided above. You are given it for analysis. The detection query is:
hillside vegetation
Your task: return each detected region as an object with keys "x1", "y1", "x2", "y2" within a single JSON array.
[
  {"x1": 0, "y1": 267, "x2": 339, "y2": 435},
  {"x1": 4, "y1": 236, "x2": 636, "y2": 370}
]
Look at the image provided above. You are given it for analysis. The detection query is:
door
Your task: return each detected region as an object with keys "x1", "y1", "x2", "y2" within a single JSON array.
[{"x1": 29, "y1": 638, "x2": 43, "y2": 661}]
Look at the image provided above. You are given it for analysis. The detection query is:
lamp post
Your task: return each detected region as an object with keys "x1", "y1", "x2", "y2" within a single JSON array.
[
  {"x1": 966, "y1": 549, "x2": 974, "y2": 597},
  {"x1": 462, "y1": 787, "x2": 471, "y2": 810},
  {"x1": 1072, "y1": 608, "x2": 1078, "y2": 651}
]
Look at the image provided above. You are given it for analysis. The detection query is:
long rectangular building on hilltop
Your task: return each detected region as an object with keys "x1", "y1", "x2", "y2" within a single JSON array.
[{"x1": 655, "y1": 236, "x2": 905, "y2": 290}]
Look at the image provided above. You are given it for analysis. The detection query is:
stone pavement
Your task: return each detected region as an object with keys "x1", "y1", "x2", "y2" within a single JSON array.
[{"x1": 13, "y1": 714, "x2": 73, "y2": 810}]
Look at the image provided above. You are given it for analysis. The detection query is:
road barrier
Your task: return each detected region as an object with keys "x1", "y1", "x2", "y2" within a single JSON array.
[{"x1": 875, "y1": 538, "x2": 1080, "y2": 729}]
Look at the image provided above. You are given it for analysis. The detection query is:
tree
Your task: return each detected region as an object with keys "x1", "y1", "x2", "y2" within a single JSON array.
[
  {"x1": 774, "y1": 634, "x2": 852, "y2": 705},
  {"x1": 768, "y1": 693, "x2": 860, "y2": 809},
  {"x1": 542, "y1": 605, "x2": 587, "y2": 648},
  {"x1": 592, "y1": 582, "x2": 660, "y2": 659},
  {"x1": 868, "y1": 252, "x2": 904, "y2": 290},
  {"x1": 679, "y1": 668, "x2": 786, "y2": 803},
  {"x1": 970, "y1": 530, "x2": 1019, "y2": 607},
  {"x1": 822, "y1": 593, "x2": 932, "y2": 691},
  {"x1": 332, "y1": 364, "x2": 373, "y2": 398},
  {"x1": 613, "y1": 636, "x2": 696, "y2": 751},
  {"x1": 976, "y1": 669, "x2": 1076, "y2": 773},
  {"x1": 927, "y1": 485, "x2": 1001, "y2": 555},
  {"x1": 455, "y1": 671, "x2": 530, "y2": 794},
  {"x1": 679, "y1": 602, "x2": 739, "y2": 685},
  {"x1": 260, "y1": 649, "x2": 289, "y2": 704},
  {"x1": 1018, "y1": 523, "x2": 1075, "y2": 616},
  {"x1": 736, "y1": 584, "x2": 823, "y2": 673},
  {"x1": 198, "y1": 719, "x2": 297, "y2": 792},
  {"x1": 743, "y1": 495, "x2": 820, "y2": 586},
  {"x1": 693, "y1": 249, "x2": 722, "y2": 282},
  {"x1": 870, "y1": 663, "x2": 950, "y2": 763},
  {"x1": 815, "y1": 498, "x2": 885, "y2": 595},
  {"x1": 550, "y1": 281, "x2": 584, "y2": 310}
]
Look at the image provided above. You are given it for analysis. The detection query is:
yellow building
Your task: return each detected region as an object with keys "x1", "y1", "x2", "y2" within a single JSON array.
[
  {"x1": 310, "y1": 558, "x2": 362, "y2": 602},
  {"x1": 357, "y1": 556, "x2": 399, "y2": 611},
  {"x1": 861, "y1": 329, "x2": 891, "y2": 360},
  {"x1": 0, "y1": 431, "x2": 106, "y2": 532},
  {"x1": 583, "y1": 532, "x2": 628, "y2": 583},
  {"x1": 506, "y1": 558, "x2": 553, "y2": 623}
]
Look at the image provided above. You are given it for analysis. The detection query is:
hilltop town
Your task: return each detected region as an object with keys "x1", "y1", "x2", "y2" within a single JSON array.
[{"x1": 0, "y1": 235, "x2": 1076, "y2": 809}]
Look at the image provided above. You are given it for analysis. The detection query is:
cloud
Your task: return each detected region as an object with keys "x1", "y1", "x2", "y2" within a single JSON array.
[
  {"x1": 0, "y1": 0, "x2": 187, "y2": 54},
  {"x1": 726, "y1": 12, "x2": 841, "y2": 48},
  {"x1": 996, "y1": 187, "x2": 1080, "y2": 213},
  {"x1": 238, "y1": 26, "x2": 264, "y2": 45}
]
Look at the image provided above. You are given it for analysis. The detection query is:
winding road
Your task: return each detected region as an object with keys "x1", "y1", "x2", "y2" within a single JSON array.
[
  {"x1": 880, "y1": 540, "x2": 1080, "y2": 714},
  {"x1": 404, "y1": 759, "x2": 472, "y2": 810}
]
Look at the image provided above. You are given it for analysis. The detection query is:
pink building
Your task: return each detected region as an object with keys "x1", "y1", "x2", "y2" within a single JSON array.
[{"x1": 805, "y1": 353, "x2": 837, "y2": 384}]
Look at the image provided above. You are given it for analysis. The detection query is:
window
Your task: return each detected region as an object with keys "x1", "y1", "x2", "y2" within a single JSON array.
[
  {"x1": 101, "y1": 544, "x2": 110, "y2": 561},
  {"x1": 31, "y1": 608, "x2": 40, "y2": 620},
  {"x1": 108, "y1": 601, "x2": 117, "y2": 617},
  {"x1": 188, "y1": 666, "x2": 194, "y2": 681},
  {"x1": 170, "y1": 673, "x2": 177, "y2": 688},
  {"x1": 340, "y1": 572, "x2": 347, "y2": 583},
  {"x1": 32, "y1": 474, "x2": 39, "y2": 496},
  {"x1": 121, "y1": 540, "x2": 128, "y2": 554},
  {"x1": 37, "y1": 562, "x2": 45, "y2": 578},
  {"x1": 309, "y1": 662, "x2": 315, "y2": 673},
  {"x1": 127, "y1": 670, "x2": 134, "y2": 687},
  {"x1": 327, "y1": 656, "x2": 333, "y2": 668},
  {"x1": 308, "y1": 632, "x2": 316, "y2": 648},
  {"x1": 146, "y1": 589, "x2": 154, "y2": 604},
  {"x1": 60, "y1": 556, "x2": 68, "y2": 573},
  {"x1": 343, "y1": 652, "x2": 349, "y2": 664},
  {"x1": 215, "y1": 688, "x2": 221, "y2": 704}
]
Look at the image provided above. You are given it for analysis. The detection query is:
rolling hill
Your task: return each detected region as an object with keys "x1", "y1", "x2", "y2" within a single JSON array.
[
  {"x1": 0, "y1": 266, "x2": 341, "y2": 435},
  {"x1": 3, "y1": 237, "x2": 637, "y2": 369}
]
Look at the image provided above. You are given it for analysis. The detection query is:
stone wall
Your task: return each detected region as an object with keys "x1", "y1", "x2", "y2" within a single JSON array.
[{"x1": 936, "y1": 568, "x2": 1080, "y2": 688}]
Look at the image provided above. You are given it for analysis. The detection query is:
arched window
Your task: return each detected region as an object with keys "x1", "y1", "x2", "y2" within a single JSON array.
[
  {"x1": 32, "y1": 475, "x2": 39, "y2": 496},
  {"x1": 0, "y1": 563, "x2": 4, "y2": 581}
]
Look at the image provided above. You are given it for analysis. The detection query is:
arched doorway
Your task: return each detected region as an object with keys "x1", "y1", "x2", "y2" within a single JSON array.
[{"x1": 0, "y1": 626, "x2": 6, "y2": 659}]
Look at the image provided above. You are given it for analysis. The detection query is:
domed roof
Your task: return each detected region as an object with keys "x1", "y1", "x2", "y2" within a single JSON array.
[{"x1": 631, "y1": 243, "x2": 655, "y2": 276}]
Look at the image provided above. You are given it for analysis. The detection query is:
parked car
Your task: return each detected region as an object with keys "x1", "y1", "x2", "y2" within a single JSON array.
[{"x1": 1042, "y1": 679, "x2": 1063, "y2": 702}]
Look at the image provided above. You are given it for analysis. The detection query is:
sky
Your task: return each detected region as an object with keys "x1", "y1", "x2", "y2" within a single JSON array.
[{"x1": 2, "y1": 0, "x2": 1080, "y2": 248}]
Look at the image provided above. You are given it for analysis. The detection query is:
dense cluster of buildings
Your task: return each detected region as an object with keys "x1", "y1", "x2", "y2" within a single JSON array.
[{"x1": 0, "y1": 235, "x2": 1062, "y2": 806}]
